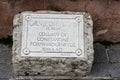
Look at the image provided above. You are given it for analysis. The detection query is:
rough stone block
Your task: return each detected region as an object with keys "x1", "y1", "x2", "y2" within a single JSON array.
[
  {"x1": 89, "y1": 63, "x2": 111, "y2": 77},
  {"x1": 108, "y1": 63, "x2": 120, "y2": 77},
  {"x1": 0, "y1": 64, "x2": 13, "y2": 79},
  {"x1": 0, "y1": 44, "x2": 12, "y2": 64},
  {"x1": 108, "y1": 44, "x2": 120, "y2": 63},
  {"x1": 94, "y1": 43, "x2": 108, "y2": 63},
  {"x1": 12, "y1": 11, "x2": 94, "y2": 77},
  {"x1": 89, "y1": 63, "x2": 120, "y2": 78},
  {"x1": 0, "y1": 44, "x2": 9, "y2": 54}
]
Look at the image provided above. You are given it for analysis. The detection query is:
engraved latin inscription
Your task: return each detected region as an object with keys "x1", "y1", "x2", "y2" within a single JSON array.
[{"x1": 21, "y1": 14, "x2": 84, "y2": 57}]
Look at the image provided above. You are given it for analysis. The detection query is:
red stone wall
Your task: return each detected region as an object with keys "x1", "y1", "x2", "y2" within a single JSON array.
[{"x1": 0, "y1": 0, "x2": 120, "y2": 42}]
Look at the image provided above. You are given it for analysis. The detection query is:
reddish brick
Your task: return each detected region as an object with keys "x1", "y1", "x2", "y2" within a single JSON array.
[
  {"x1": 14, "y1": 0, "x2": 45, "y2": 13},
  {"x1": 0, "y1": 1, "x2": 13, "y2": 37},
  {"x1": 46, "y1": 0, "x2": 120, "y2": 42},
  {"x1": 0, "y1": 0, "x2": 120, "y2": 42}
]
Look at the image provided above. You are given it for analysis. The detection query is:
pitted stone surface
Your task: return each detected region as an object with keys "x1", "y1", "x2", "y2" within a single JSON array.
[{"x1": 12, "y1": 11, "x2": 94, "y2": 76}]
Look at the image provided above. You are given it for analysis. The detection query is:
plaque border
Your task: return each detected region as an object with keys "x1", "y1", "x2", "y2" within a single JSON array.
[{"x1": 21, "y1": 14, "x2": 84, "y2": 57}]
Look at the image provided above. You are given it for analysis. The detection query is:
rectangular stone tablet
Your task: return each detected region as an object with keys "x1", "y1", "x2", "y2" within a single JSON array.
[
  {"x1": 22, "y1": 13, "x2": 84, "y2": 57},
  {"x1": 12, "y1": 11, "x2": 94, "y2": 76}
]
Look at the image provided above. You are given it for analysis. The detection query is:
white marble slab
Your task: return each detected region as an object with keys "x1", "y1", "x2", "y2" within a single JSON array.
[{"x1": 21, "y1": 13, "x2": 84, "y2": 57}]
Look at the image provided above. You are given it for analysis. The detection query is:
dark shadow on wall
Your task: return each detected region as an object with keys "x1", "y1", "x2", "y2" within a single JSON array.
[{"x1": 0, "y1": 36, "x2": 13, "y2": 47}]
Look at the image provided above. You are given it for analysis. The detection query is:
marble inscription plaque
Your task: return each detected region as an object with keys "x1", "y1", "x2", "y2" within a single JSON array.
[{"x1": 21, "y1": 13, "x2": 84, "y2": 57}]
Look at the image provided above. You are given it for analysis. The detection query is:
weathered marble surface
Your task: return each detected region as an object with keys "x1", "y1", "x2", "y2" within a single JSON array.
[
  {"x1": 12, "y1": 11, "x2": 94, "y2": 76},
  {"x1": 21, "y1": 12, "x2": 85, "y2": 57}
]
